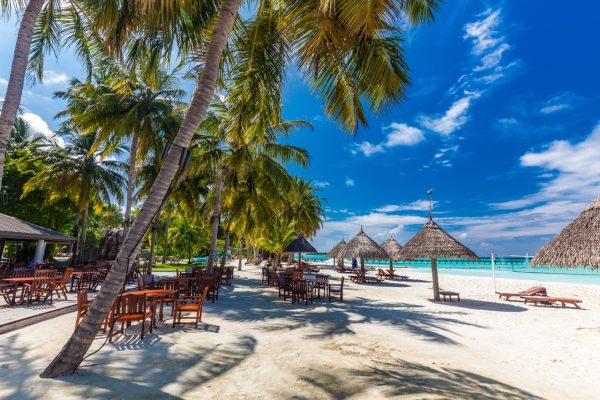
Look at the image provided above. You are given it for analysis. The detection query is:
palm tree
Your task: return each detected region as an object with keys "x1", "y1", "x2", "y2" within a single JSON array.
[
  {"x1": 287, "y1": 178, "x2": 324, "y2": 237},
  {"x1": 258, "y1": 217, "x2": 297, "y2": 268},
  {"x1": 170, "y1": 219, "x2": 206, "y2": 263},
  {"x1": 42, "y1": 0, "x2": 439, "y2": 377},
  {"x1": 23, "y1": 130, "x2": 125, "y2": 263},
  {"x1": 55, "y1": 66, "x2": 185, "y2": 238}
]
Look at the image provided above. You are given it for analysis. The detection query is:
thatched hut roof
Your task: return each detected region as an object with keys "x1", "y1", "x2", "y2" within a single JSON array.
[
  {"x1": 327, "y1": 239, "x2": 347, "y2": 257},
  {"x1": 381, "y1": 237, "x2": 403, "y2": 260},
  {"x1": 283, "y1": 235, "x2": 317, "y2": 253},
  {"x1": 339, "y1": 228, "x2": 389, "y2": 260},
  {"x1": 532, "y1": 196, "x2": 600, "y2": 269},
  {"x1": 400, "y1": 218, "x2": 478, "y2": 260}
]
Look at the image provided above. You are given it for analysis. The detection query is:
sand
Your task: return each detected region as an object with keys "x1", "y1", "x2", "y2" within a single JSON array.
[{"x1": 1, "y1": 262, "x2": 599, "y2": 399}]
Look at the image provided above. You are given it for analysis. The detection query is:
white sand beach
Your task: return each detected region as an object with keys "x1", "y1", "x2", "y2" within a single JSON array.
[{"x1": 1, "y1": 263, "x2": 599, "y2": 399}]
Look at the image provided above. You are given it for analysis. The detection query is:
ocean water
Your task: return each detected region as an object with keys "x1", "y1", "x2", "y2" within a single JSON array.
[{"x1": 301, "y1": 254, "x2": 600, "y2": 285}]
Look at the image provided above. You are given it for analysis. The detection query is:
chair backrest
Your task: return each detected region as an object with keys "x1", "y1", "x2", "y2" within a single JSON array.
[
  {"x1": 14, "y1": 268, "x2": 33, "y2": 278},
  {"x1": 77, "y1": 290, "x2": 89, "y2": 309},
  {"x1": 292, "y1": 270, "x2": 303, "y2": 280},
  {"x1": 58, "y1": 268, "x2": 74, "y2": 284},
  {"x1": 34, "y1": 269, "x2": 57, "y2": 279},
  {"x1": 115, "y1": 293, "x2": 147, "y2": 316}
]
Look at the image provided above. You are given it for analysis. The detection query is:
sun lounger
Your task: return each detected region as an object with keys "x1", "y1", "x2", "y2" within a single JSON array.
[
  {"x1": 377, "y1": 269, "x2": 409, "y2": 281},
  {"x1": 496, "y1": 286, "x2": 547, "y2": 300},
  {"x1": 522, "y1": 296, "x2": 582, "y2": 309},
  {"x1": 439, "y1": 291, "x2": 460, "y2": 301}
]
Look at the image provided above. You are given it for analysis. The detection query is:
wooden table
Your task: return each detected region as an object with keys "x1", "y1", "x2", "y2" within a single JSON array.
[
  {"x1": 1, "y1": 277, "x2": 35, "y2": 306},
  {"x1": 126, "y1": 289, "x2": 178, "y2": 323}
]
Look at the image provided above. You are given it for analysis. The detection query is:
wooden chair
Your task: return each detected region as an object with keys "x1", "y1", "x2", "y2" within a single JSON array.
[
  {"x1": 314, "y1": 274, "x2": 329, "y2": 299},
  {"x1": 277, "y1": 275, "x2": 292, "y2": 301},
  {"x1": 291, "y1": 280, "x2": 312, "y2": 305},
  {"x1": 75, "y1": 290, "x2": 91, "y2": 328},
  {"x1": 0, "y1": 282, "x2": 20, "y2": 305},
  {"x1": 22, "y1": 269, "x2": 56, "y2": 304},
  {"x1": 137, "y1": 274, "x2": 156, "y2": 290},
  {"x1": 73, "y1": 271, "x2": 101, "y2": 292},
  {"x1": 54, "y1": 268, "x2": 73, "y2": 300},
  {"x1": 109, "y1": 293, "x2": 152, "y2": 342},
  {"x1": 329, "y1": 277, "x2": 344, "y2": 302},
  {"x1": 172, "y1": 287, "x2": 209, "y2": 328},
  {"x1": 13, "y1": 268, "x2": 33, "y2": 278},
  {"x1": 154, "y1": 279, "x2": 180, "y2": 318}
]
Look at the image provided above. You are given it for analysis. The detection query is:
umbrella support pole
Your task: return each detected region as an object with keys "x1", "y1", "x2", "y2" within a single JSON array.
[
  {"x1": 389, "y1": 259, "x2": 394, "y2": 273},
  {"x1": 431, "y1": 258, "x2": 441, "y2": 301}
]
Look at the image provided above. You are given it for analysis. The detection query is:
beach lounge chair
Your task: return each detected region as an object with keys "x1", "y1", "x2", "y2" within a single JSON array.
[
  {"x1": 496, "y1": 286, "x2": 547, "y2": 301},
  {"x1": 377, "y1": 269, "x2": 409, "y2": 281},
  {"x1": 522, "y1": 296, "x2": 582, "y2": 309}
]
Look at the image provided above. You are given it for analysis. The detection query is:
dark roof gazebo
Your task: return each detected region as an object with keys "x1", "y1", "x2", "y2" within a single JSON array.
[
  {"x1": 283, "y1": 234, "x2": 317, "y2": 264},
  {"x1": 532, "y1": 195, "x2": 600, "y2": 269}
]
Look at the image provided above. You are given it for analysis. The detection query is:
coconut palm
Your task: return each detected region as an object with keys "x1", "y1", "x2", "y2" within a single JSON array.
[
  {"x1": 22, "y1": 130, "x2": 125, "y2": 262},
  {"x1": 286, "y1": 178, "x2": 324, "y2": 237},
  {"x1": 258, "y1": 217, "x2": 297, "y2": 268},
  {"x1": 55, "y1": 65, "x2": 185, "y2": 237},
  {"x1": 43, "y1": 0, "x2": 440, "y2": 377}
]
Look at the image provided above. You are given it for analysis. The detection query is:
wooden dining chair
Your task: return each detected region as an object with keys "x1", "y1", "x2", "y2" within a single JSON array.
[
  {"x1": 54, "y1": 268, "x2": 73, "y2": 300},
  {"x1": 329, "y1": 277, "x2": 344, "y2": 302},
  {"x1": 172, "y1": 287, "x2": 209, "y2": 328},
  {"x1": 22, "y1": 269, "x2": 56, "y2": 304},
  {"x1": 109, "y1": 293, "x2": 152, "y2": 342},
  {"x1": 13, "y1": 268, "x2": 33, "y2": 278},
  {"x1": 75, "y1": 290, "x2": 91, "y2": 328}
]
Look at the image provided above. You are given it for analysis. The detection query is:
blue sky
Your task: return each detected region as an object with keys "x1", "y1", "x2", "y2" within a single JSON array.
[{"x1": 2, "y1": 1, "x2": 600, "y2": 256}]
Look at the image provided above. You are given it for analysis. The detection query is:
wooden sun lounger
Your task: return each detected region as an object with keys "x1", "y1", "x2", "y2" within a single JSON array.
[
  {"x1": 521, "y1": 296, "x2": 582, "y2": 309},
  {"x1": 496, "y1": 286, "x2": 547, "y2": 300},
  {"x1": 377, "y1": 269, "x2": 408, "y2": 281}
]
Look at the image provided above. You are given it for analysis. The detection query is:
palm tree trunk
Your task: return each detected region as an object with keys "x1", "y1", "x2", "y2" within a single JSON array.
[
  {"x1": 162, "y1": 206, "x2": 172, "y2": 263},
  {"x1": 0, "y1": 0, "x2": 45, "y2": 191},
  {"x1": 40, "y1": 0, "x2": 243, "y2": 378},
  {"x1": 77, "y1": 204, "x2": 89, "y2": 264},
  {"x1": 123, "y1": 132, "x2": 139, "y2": 239},
  {"x1": 220, "y1": 221, "x2": 231, "y2": 268},
  {"x1": 70, "y1": 211, "x2": 81, "y2": 267},
  {"x1": 237, "y1": 234, "x2": 244, "y2": 271},
  {"x1": 147, "y1": 217, "x2": 158, "y2": 275},
  {"x1": 206, "y1": 169, "x2": 227, "y2": 272}
]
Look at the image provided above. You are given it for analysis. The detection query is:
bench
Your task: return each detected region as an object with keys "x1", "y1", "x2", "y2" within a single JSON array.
[
  {"x1": 440, "y1": 291, "x2": 460, "y2": 302},
  {"x1": 522, "y1": 296, "x2": 582, "y2": 309}
]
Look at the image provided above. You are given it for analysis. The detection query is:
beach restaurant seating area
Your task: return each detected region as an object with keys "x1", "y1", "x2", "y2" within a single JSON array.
[
  {"x1": 75, "y1": 266, "x2": 234, "y2": 341},
  {"x1": 263, "y1": 264, "x2": 343, "y2": 305}
]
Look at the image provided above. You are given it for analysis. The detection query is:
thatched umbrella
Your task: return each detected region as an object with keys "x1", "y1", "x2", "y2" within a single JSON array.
[
  {"x1": 532, "y1": 196, "x2": 600, "y2": 269},
  {"x1": 381, "y1": 237, "x2": 403, "y2": 272},
  {"x1": 283, "y1": 234, "x2": 317, "y2": 264},
  {"x1": 327, "y1": 239, "x2": 347, "y2": 267},
  {"x1": 401, "y1": 190, "x2": 478, "y2": 300},
  {"x1": 339, "y1": 227, "x2": 388, "y2": 273}
]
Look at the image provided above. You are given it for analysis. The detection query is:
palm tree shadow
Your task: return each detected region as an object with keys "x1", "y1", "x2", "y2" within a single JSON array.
[
  {"x1": 428, "y1": 299, "x2": 529, "y2": 312},
  {"x1": 60, "y1": 335, "x2": 257, "y2": 398},
  {"x1": 350, "y1": 361, "x2": 544, "y2": 399}
]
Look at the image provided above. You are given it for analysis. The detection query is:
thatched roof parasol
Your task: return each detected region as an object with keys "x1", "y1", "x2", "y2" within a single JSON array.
[
  {"x1": 400, "y1": 218, "x2": 478, "y2": 260},
  {"x1": 283, "y1": 235, "x2": 317, "y2": 253},
  {"x1": 532, "y1": 196, "x2": 600, "y2": 269},
  {"x1": 339, "y1": 228, "x2": 389, "y2": 260},
  {"x1": 381, "y1": 237, "x2": 403, "y2": 260},
  {"x1": 327, "y1": 239, "x2": 347, "y2": 257}
]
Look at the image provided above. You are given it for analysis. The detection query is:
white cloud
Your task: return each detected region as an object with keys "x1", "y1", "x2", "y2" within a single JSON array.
[
  {"x1": 21, "y1": 112, "x2": 65, "y2": 147},
  {"x1": 353, "y1": 122, "x2": 424, "y2": 157},
  {"x1": 0, "y1": 78, "x2": 7, "y2": 86},
  {"x1": 463, "y1": 9, "x2": 503, "y2": 57},
  {"x1": 345, "y1": 177, "x2": 355, "y2": 187},
  {"x1": 375, "y1": 200, "x2": 436, "y2": 213},
  {"x1": 384, "y1": 123, "x2": 425, "y2": 146},
  {"x1": 539, "y1": 93, "x2": 576, "y2": 114},
  {"x1": 354, "y1": 141, "x2": 385, "y2": 157},
  {"x1": 42, "y1": 70, "x2": 69, "y2": 85},
  {"x1": 418, "y1": 93, "x2": 479, "y2": 135},
  {"x1": 312, "y1": 180, "x2": 330, "y2": 188},
  {"x1": 494, "y1": 122, "x2": 600, "y2": 213}
]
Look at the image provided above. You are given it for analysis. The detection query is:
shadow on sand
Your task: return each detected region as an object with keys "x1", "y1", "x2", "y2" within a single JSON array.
[{"x1": 428, "y1": 298, "x2": 529, "y2": 312}]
